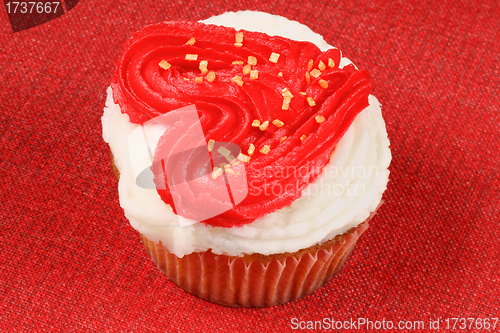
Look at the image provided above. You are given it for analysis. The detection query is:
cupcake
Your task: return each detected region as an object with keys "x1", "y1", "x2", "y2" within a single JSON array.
[{"x1": 102, "y1": 11, "x2": 391, "y2": 307}]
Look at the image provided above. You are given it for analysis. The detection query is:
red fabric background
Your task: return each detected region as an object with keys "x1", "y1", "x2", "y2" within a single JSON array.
[{"x1": 1, "y1": 0, "x2": 499, "y2": 332}]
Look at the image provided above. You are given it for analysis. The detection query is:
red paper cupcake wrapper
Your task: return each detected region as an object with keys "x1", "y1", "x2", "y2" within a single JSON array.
[{"x1": 140, "y1": 221, "x2": 369, "y2": 307}]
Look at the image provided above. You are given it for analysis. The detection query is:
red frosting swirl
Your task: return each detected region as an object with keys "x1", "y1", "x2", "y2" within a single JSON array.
[{"x1": 112, "y1": 21, "x2": 372, "y2": 228}]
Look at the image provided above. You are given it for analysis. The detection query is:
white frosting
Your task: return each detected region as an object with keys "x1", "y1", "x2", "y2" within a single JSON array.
[{"x1": 101, "y1": 11, "x2": 391, "y2": 257}]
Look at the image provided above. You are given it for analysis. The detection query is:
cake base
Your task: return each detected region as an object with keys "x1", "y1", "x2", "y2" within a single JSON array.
[{"x1": 141, "y1": 222, "x2": 368, "y2": 307}]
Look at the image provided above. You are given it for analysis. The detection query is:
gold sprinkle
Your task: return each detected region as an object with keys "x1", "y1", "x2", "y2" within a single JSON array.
[
  {"x1": 328, "y1": 58, "x2": 335, "y2": 68},
  {"x1": 272, "y1": 119, "x2": 284, "y2": 127},
  {"x1": 232, "y1": 60, "x2": 244, "y2": 65},
  {"x1": 282, "y1": 96, "x2": 292, "y2": 110},
  {"x1": 310, "y1": 69, "x2": 321, "y2": 78},
  {"x1": 199, "y1": 60, "x2": 208, "y2": 74},
  {"x1": 278, "y1": 72, "x2": 283, "y2": 77},
  {"x1": 318, "y1": 60, "x2": 326, "y2": 71},
  {"x1": 315, "y1": 115, "x2": 326, "y2": 124},
  {"x1": 300, "y1": 134, "x2": 306, "y2": 142},
  {"x1": 259, "y1": 120, "x2": 269, "y2": 131},
  {"x1": 243, "y1": 64, "x2": 251, "y2": 75},
  {"x1": 185, "y1": 54, "x2": 198, "y2": 61},
  {"x1": 231, "y1": 76, "x2": 244, "y2": 87},
  {"x1": 280, "y1": 136, "x2": 287, "y2": 143},
  {"x1": 248, "y1": 143, "x2": 256, "y2": 156},
  {"x1": 194, "y1": 76, "x2": 203, "y2": 83},
  {"x1": 235, "y1": 42, "x2": 243, "y2": 47},
  {"x1": 307, "y1": 96, "x2": 316, "y2": 106},
  {"x1": 248, "y1": 56, "x2": 257, "y2": 66},
  {"x1": 307, "y1": 59, "x2": 314, "y2": 71},
  {"x1": 224, "y1": 165, "x2": 237, "y2": 175},
  {"x1": 183, "y1": 77, "x2": 190, "y2": 81},
  {"x1": 225, "y1": 154, "x2": 235, "y2": 163},
  {"x1": 260, "y1": 145, "x2": 271, "y2": 154},
  {"x1": 281, "y1": 88, "x2": 294, "y2": 98},
  {"x1": 207, "y1": 139, "x2": 215, "y2": 152},
  {"x1": 158, "y1": 60, "x2": 171, "y2": 70},
  {"x1": 235, "y1": 32, "x2": 244, "y2": 43},
  {"x1": 217, "y1": 146, "x2": 231, "y2": 157},
  {"x1": 206, "y1": 71, "x2": 216, "y2": 82},
  {"x1": 300, "y1": 91, "x2": 307, "y2": 96},
  {"x1": 212, "y1": 167, "x2": 223, "y2": 179},
  {"x1": 252, "y1": 119, "x2": 261, "y2": 127},
  {"x1": 269, "y1": 52, "x2": 280, "y2": 63},
  {"x1": 250, "y1": 70, "x2": 259, "y2": 80},
  {"x1": 305, "y1": 72, "x2": 311, "y2": 84},
  {"x1": 237, "y1": 153, "x2": 251, "y2": 163},
  {"x1": 319, "y1": 79, "x2": 328, "y2": 89},
  {"x1": 186, "y1": 37, "x2": 196, "y2": 45}
]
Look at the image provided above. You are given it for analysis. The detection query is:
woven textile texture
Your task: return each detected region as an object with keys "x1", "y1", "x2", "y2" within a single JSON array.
[{"x1": 1, "y1": 0, "x2": 499, "y2": 332}]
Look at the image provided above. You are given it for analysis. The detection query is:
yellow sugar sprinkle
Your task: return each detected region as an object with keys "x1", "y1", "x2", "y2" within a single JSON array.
[
  {"x1": 280, "y1": 136, "x2": 287, "y2": 143},
  {"x1": 206, "y1": 71, "x2": 216, "y2": 82},
  {"x1": 248, "y1": 143, "x2": 256, "y2": 156},
  {"x1": 252, "y1": 119, "x2": 261, "y2": 127},
  {"x1": 260, "y1": 145, "x2": 271, "y2": 154},
  {"x1": 235, "y1": 32, "x2": 244, "y2": 43},
  {"x1": 305, "y1": 72, "x2": 311, "y2": 84},
  {"x1": 217, "y1": 146, "x2": 231, "y2": 157},
  {"x1": 281, "y1": 88, "x2": 294, "y2": 98},
  {"x1": 224, "y1": 166, "x2": 237, "y2": 175},
  {"x1": 319, "y1": 79, "x2": 328, "y2": 89},
  {"x1": 272, "y1": 119, "x2": 284, "y2": 127},
  {"x1": 212, "y1": 167, "x2": 223, "y2": 179},
  {"x1": 300, "y1": 134, "x2": 306, "y2": 142},
  {"x1": 248, "y1": 56, "x2": 257, "y2": 66},
  {"x1": 278, "y1": 72, "x2": 283, "y2": 77},
  {"x1": 183, "y1": 77, "x2": 190, "y2": 81},
  {"x1": 328, "y1": 58, "x2": 335, "y2": 68},
  {"x1": 185, "y1": 54, "x2": 198, "y2": 61},
  {"x1": 259, "y1": 120, "x2": 269, "y2": 131},
  {"x1": 300, "y1": 91, "x2": 307, "y2": 96},
  {"x1": 199, "y1": 60, "x2": 208, "y2": 74},
  {"x1": 186, "y1": 37, "x2": 196, "y2": 45},
  {"x1": 315, "y1": 115, "x2": 326, "y2": 124},
  {"x1": 250, "y1": 70, "x2": 259, "y2": 80},
  {"x1": 310, "y1": 69, "x2": 321, "y2": 78},
  {"x1": 232, "y1": 60, "x2": 244, "y2": 65},
  {"x1": 269, "y1": 52, "x2": 280, "y2": 63},
  {"x1": 235, "y1": 42, "x2": 243, "y2": 47},
  {"x1": 231, "y1": 75, "x2": 244, "y2": 87},
  {"x1": 307, "y1": 96, "x2": 316, "y2": 106},
  {"x1": 237, "y1": 153, "x2": 251, "y2": 163},
  {"x1": 225, "y1": 154, "x2": 236, "y2": 163},
  {"x1": 318, "y1": 60, "x2": 326, "y2": 71},
  {"x1": 207, "y1": 139, "x2": 215, "y2": 152},
  {"x1": 225, "y1": 168, "x2": 237, "y2": 175},
  {"x1": 194, "y1": 76, "x2": 203, "y2": 83},
  {"x1": 307, "y1": 59, "x2": 314, "y2": 71},
  {"x1": 243, "y1": 64, "x2": 251, "y2": 75},
  {"x1": 158, "y1": 60, "x2": 171, "y2": 70},
  {"x1": 282, "y1": 96, "x2": 292, "y2": 110}
]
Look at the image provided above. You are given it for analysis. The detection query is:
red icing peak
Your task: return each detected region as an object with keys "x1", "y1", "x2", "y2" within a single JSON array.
[{"x1": 112, "y1": 21, "x2": 372, "y2": 228}]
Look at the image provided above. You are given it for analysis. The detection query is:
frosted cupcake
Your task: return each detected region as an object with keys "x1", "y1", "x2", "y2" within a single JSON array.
[{"x1": 102, "y1": 11, "x2": 391, "y2": 307}]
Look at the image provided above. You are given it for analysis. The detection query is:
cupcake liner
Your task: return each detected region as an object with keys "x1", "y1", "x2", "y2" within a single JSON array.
[{"x1": 140, "y1": 221, "x2": 370, "y2": 307}]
